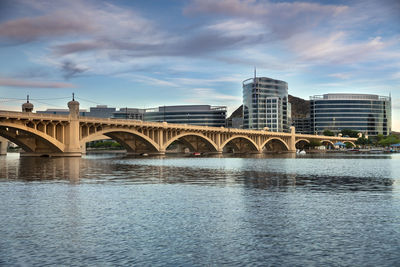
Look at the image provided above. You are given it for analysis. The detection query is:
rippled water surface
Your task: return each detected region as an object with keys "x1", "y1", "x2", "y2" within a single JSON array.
[{"x1": 1, "y1": 153, "x2": 400, "y2": 266}]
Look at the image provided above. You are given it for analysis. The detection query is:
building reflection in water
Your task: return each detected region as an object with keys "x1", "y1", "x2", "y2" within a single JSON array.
[{"x1": 0, "y1": 153, "x2": 395, "y2": 192}]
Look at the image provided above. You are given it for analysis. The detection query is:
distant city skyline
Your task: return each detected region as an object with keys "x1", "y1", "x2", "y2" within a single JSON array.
[{"x1": 0, "y1": 0, "x2": 399, "y2": 130}]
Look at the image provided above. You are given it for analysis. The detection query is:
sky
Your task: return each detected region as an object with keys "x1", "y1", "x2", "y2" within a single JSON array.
[{"x1": 0, "y1": 0, "x2": 399, "y2": 130}]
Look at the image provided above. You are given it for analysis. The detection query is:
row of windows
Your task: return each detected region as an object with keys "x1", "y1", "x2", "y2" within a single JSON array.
[
  {"x1": 145, "y1": 115, "x2": 225, "y2": 119},
  {"x1": 315, "y1": 127, "x2": 388, "y2": 131},
  {"x1": 311, "y1": 109, "x2": 388, "y2": 113},
  {"x1": 311, "y1": 100, "x2": 387, "y2": 105},
  {"x1": 313, "y1": 113, "x2": 385, "y2": 118},
  {"x1": 256, "y1": 79, "x2": 286, "y2": 84},
  {"x1": 313, "y1": 118, "x2": 386, "y2": 122},
  {"x1": 148, "y1": 122, "x2": 227, "y2": 127},
  {"x1": 145, "y1": 112, "x2": 225, "y2": 116},
  {"x1": 312, "y1": 104, "x2": 386, "y2": 109},
  {"x1": 251, "y1": 114, "x2": 278, "y2": 118},
  {"x1": 250, "y1": 122, "x2": 279, "y2": 127},
  {"x1": 314, "y1": 122, "x2": 386, "y2": 126},
  {"x1": 148, "y1": 119, "x2": 226, "y2": 122},
  {"x1": 251, "y1": 85, "x2": 285, "y2": 90}
]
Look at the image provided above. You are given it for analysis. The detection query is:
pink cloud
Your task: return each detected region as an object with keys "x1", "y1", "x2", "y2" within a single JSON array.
[{"x1": 0, "y1": 77, "x2": 74, "y2": 88}]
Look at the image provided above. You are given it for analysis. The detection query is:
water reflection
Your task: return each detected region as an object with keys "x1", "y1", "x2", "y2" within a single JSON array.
[
  {"x1": 0, "y1": 153, "x2": 395, "y2": 192},
  {"x1": 1, "y1": 153, "x2": 400, "y2": 266},
  {"x1": 0, "y1": 155, "x2": 80, "y2": 183}
]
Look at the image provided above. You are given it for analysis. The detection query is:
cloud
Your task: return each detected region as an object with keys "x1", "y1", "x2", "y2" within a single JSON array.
[
  {"x1": 0, "y1": 77, "x2": 74, "y2": 88},
  {"x1": 391, "y1": 72, "x2": 400, "y2": 80},
  {"x1": 393, "y1": 98, "x2": 400, "y2": 110},
  {"x1": 60, "y1": 60, "x2": 88, "y2": 80},
  {"x1": 0, "y1": 11, "x2": 95, "y2": 44},
  {"x1": 1, "y1": 0, "x2": 399, "y2": 95},
  {"x1": 185, "y1": 88, "x2": 241, "y2": 103},
  {"x1": 328, "y1": 73, "x2": 352, "y2": 80},
  {"x1": 289, "y1": 33, "x2": 386, "y2": 64},
  {"x1": 184, "y1": 0, "x2": 348, "y2": 39},
  {"x1": 0, "y1": 0, "x2": 155, "y2": 45}
]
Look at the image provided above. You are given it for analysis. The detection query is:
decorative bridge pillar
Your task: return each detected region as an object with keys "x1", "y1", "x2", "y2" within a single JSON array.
[
  {"x1": 64, "y1": 95, "x2": 82, "y2": 156},
  {"x1": 288, "y1": 126, "x2": 296, "y2": 152}
]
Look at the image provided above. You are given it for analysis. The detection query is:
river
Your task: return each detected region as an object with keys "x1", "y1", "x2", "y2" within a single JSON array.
[{"x1": 1, "y1": 153, "x2": 399, "y2": 266}]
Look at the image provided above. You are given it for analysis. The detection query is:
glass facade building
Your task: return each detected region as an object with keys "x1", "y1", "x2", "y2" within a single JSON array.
[
  {"x1": 144, "y1": 105, "x2": 227, "y2": 127},
  {"x1": 88, "y1": 105, "x2": 116, "y2": 118},
  {"x1": 292, "y1": 117, "x2": 312, "y2": 134},
  {"x1": 243, "y1": 77, "x2": 290, "y2": 131},
  {"x1": 310, "y1": 94, "x2": 391, "y2": 136},
  {"x1": 112, "y1": 108, "x2": 145, "y2": 120}
]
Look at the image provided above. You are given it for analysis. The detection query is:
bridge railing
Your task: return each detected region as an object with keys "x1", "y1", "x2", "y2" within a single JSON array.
[{"x1": 0, "y1": 110, "x2": 70, "y2": 121}]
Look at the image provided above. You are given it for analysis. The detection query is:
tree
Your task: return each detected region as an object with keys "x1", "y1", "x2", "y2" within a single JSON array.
[
  {"x1": 345, "y1": 142, "x2": 354, "y2": 149},
  {"x1": 356, "y1": 135, "x2": 370, "y2": 147},
  {"x1": 323, "y1": 129, "x2": 335, "y2": 136},
  {"x1": 341, "y1": 129, "x2": 359, "y2": 138},
  {"x1": 309, "y1": 140, "x2": 322, "y2": 148},
  {"x1": 379, "y1": 135, "x2": 400, "y2": 147},
  {"x1": 369, "y1": 134, "x2": 384, "y2": 146}
]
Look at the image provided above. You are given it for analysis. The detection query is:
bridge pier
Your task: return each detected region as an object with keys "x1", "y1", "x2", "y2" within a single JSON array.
[
  {"x1": 0, "y1": 136, "x2": 7, "y2": 155},
  {"x1": 287, "y1": 126, "x2": 297, "y2": 153}
]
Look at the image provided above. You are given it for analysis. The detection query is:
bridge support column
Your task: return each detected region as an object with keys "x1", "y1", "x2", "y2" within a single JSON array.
[
  {"x1": 288, "y1": 126, "x2": 296, "y2": 153},
  {"x1": 0, "y1": 136, "x2": 8, "y2": 155},
  {"x1": 64, "y1": 99, "x2": 82, "y2": 157},
  {"x1": 215, "y1": 133, "x2": 223, "y2": 153},
  {"x1": 158, "y1": 128, "x2": 164, "y2": 152}
]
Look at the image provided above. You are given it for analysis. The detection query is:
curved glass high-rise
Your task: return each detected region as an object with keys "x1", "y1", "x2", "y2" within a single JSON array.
[
  {"x1": 243, "y1": 77, "x2": 290, "y2": 132},
  {"x1": 310, "y1": 93, "x2": 391, "y2": 136}
]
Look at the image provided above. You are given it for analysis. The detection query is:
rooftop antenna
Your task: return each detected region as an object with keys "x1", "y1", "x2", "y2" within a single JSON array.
[
  {"x1": 26, "y1": 94, "x2": 30, "y2": 103},
  {"x1": 72, "y1": 92, "x2": 75, "y2": 101},
  {"x1": 254, "y1": 66, "x2": 256, "y2": 80}
]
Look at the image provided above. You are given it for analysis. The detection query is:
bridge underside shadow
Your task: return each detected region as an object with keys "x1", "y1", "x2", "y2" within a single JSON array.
[
  {"x1": 295, "y1": 140, "x2": 310, "y2": 150},
  {"x1": 103, "y1": 132, "x2": 159, "y2": 154},
  {"x1": 223, "y1": 137, "x2": 259, "y2": 153},
  {"x1": 262, "y1": 139, "x2": 290, "y2": 153},
  {"x1": 166, "y1": 135, "x2": 218, "y2": 154}
]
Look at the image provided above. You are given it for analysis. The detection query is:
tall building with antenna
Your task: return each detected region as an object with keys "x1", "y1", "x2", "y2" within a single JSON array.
[{"x1": 242, "y1": 71, "x2": 291, "y2": 132}]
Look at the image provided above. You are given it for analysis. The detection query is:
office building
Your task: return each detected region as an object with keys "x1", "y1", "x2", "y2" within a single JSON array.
[
  {"x1": 88, "y1": 105, "x2": 116, "y2": 118},
  {"x1": 37, "y1": 109, "x2": 88, "y2": 116},
  {"x1": 292, "y1": 117, "x2": 312, "y2": 134},
  {"x1": 112, "y1": 108, "x2": 145, "y2": 120},
  {"x1": 310, "y1": 93, "x2": 391, "y2": 136},
  {"x1": 243, "y1": 76, "x2": 290, "y2": 131},
  {"x1": 144, "y1": 105, "x2": 227, "y2": 127}
]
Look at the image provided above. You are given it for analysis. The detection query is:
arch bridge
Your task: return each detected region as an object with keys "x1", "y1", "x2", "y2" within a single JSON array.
[{"x1": 0, "y1": 103, "x2": 357, "y2": 156}]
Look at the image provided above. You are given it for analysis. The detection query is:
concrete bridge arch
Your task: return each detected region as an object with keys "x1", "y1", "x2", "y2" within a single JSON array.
[
  {"x1": 261, "y1": 137, "x2": 290, "y2": 152},
  {"x1": 221, "y1": 135, "x2": 260, "y2": 153},
  {"x1": 0, "y1": 123, "x2": 64, "y2": 154},
  {"x1": 80, "y1": 128, "x2": 160, "y2": 153},
  {"x1": 295, "y1": 139, "x2": 310, "y2": 149},
  {"x1": 344, "y1": 141, "x2": 356, "y2": 147},
  {"x1": 321, "y1": 140, "x2": 335, "y2": 148},
  {"x1": 162, "y1": 132, "x2": 218, "y2": 152}
]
